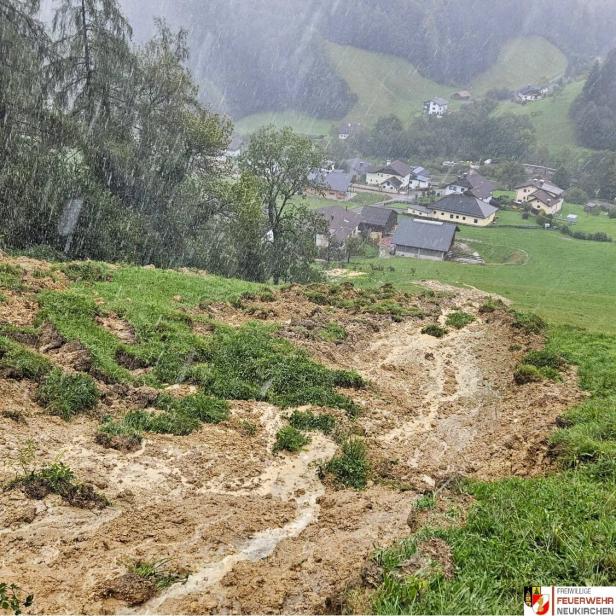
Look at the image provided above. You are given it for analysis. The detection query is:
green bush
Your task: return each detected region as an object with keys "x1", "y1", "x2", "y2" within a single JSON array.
[
  {"x1": 0, "y1": 583, "x2": 33, "y2": 615},
  {"x1": 513, "y1": 364, "x2": 544, "y2": 385},
  {"x1": 36, "y1": 369, "x2": 99, "y2": 419},
  {"x1": 445, "y1": 311, "x2": 475, "y2": 329},
  {"x1": 289, "y1": 410, "x2": 336, "y2": 434},
  {"x1": 421, "y1": 324, "x2": 447, "y2": 338},
  {"x1": 0, "y1": 337, "x2": 51, "y2": 380},
  {"x1": 273, "y1": 426, "x2": 310, "y2": 453},
  {"x1": 325, "y1": 438, "x2": 370, "y2": 489}
]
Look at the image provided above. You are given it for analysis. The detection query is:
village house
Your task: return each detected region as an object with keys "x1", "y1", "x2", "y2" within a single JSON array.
[
  {"x1": 358, "y1": 206, "x2": 398, "y2": 238},
  {"x1": 516, "y1": 85, "x2": 548, "y2": 102},
  {"x1": 392, "y1": 218, "x2": 457, "y2": 261},
  {"x1": 337, "y1": 122, "x2": 361, "y2": 140},
  {"x1": 366, "y1": 160, "x2": 412, "y2": 191},
  {"x1": 423, "y1": 97, "x2": 449, "y2": 117},
  {"x1": 408, "y1": 166, "x2": 431, "y2": 189},
  {"x1": 308, "y1": 169, "x2": 354, "y2": 201},
  {"x1": 315, "y1": 205, "x2": 361, "y2": 247},
  {"x1": 515, "y1": 179, "x2": 564, "y2": 215},
  {"x1": 407, "y1": 193, "x2": 498, "y2": 227},
  {"x1": 445, "y1": 170, "x2": 496, "y2": 203},
  {"x1": 345, "y1": 158, "x2": 377, "y2": 182}
]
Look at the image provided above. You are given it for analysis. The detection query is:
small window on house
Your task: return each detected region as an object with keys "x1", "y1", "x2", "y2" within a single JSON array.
[
  {"x1": 474, "y1": 219, "x2": 478, "y2": 223},
  {"x1": 463, "y1": 217, "x2": 466, "y2": 220},
  {"x1": 450, "y1": 214, "x2": 454, "y2": 219}
]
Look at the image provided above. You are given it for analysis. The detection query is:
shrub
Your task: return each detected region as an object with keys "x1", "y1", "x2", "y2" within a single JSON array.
[
  {"x1": 421, "y1": 324, "x2": 447, "y2": 338},
  {"x1": 608, "y1": 209, "x2": 616, "y2": 219},
  {"x1": 129, "y1": 559, "x2": 188, "y2": 590},
  {"x1": 273, "y1": 426, "x2": 310, "y2": 453},
  {"x1": 36, "y1": 369, "x2": 99, "y2": 420},
  {"x1": 445, "y1": 311, "x2": 475, "y2": 329},
  {"x1": 289, "y1": 410, "x2": 336, "y2": 434},
  {"x1": 318, "y1": 322, "x2": 348, "y2": 343},
  {"x1": 325, "y1": 438, "x2": 370, "y2": 489},
  {"x1": 565, "y1": 187, "x2": 589, "y2": 204},
  {"x1": 513, "y1": 364, "x2": 544, "y2": 385}
]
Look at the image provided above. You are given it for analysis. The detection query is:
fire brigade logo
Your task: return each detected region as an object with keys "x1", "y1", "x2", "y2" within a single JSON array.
[{"x1": 524, "y1": 586, "x2": 551, "y2": 615}]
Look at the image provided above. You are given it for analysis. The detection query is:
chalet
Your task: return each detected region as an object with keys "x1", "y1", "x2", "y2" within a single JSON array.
[
  {"x1": 452, "y1": 90, "x2": 472, "y2": 101},
  {"x1": 515, "y1": 179, "x2": 564, "y2": 215},
  {"x1": 392, "y1": 219, "x2": 457, "y2": 261},
  {"x1": 445, "y1": 170, "x2": 496, "y2": 203},
  {"x1": 516, "y1": 85, "x2": 548, "y2": 102},
  {"x1": 407, "y1": 194, "x2": 498, "y2": 227},
  {"x1": 338, "y1": 122, "x2": 361, "y2": 140},
  {"x1": 315, "y1": 206, "x2": 361, "y2": 247},
  {"x1": 366, "y1": 160, "x2": 412, "y2": 191},
  {"x1": 321, "y1": 170, "x2": 353, "y2": 200},
  {"x1": 359, "y1": 206, "x2": 398, "y2": 237},
  {"x1": 423, "y1": 97, "x2": 449, "y2": 117}
]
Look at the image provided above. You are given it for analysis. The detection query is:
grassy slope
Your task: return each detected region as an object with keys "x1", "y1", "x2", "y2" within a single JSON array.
[
  {"x1": 472, "y1": 36, "x2": 567, "y2": 94},
  {"x1": 234, "y1": 111, "x2": 332, "y2": 137},
  {"x1": 349, "y1": 209, "x2": 616, "y2": 333},
  {"x1": 495, "y1": 80, "x2": 585, "y2": 152}
]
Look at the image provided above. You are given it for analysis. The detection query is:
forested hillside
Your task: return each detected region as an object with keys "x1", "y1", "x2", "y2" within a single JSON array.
[
  {"x1": 571, "y1": 49, "x2": 616, "y2": 151},
  {"x1": 118, "y1": 0, "x2": 616, "y2": 119}
]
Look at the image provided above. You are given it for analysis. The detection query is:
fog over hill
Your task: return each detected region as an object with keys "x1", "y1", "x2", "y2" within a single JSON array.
[{"x1": 87, "y1": 1, "x2": 616, "y2": 119}]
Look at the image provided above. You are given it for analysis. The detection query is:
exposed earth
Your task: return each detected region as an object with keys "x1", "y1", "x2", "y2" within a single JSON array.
[{"x1": 0, "y1": 257, "x2": 583, "y2": 614}]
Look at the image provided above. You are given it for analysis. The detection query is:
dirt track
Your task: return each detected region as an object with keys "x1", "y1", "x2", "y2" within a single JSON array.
[{"x1": 0, "y1": 268, "x2": 583, "y2": 614}]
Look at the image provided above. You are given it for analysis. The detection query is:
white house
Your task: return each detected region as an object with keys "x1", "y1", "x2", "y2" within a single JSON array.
[
  {"x1": 338, "y1": 122, "x2": 361, "y2": 140},
  {"x1": 423, "y1": 97, "x2": 449, "y2": 117},
  {"x1": 516, "y1": 85, "x2": 548, "y2": 102},
  {"x1": 408, "y1": 166, "x2": 431, "y2": 190},
  {"x1": 444, "y1": 170, "x2": 496, "y2": 203},
  {"x1": 515, "y1": 179, "x2": 564, "y2": 215},
  {"x1": 366, "y1": 160, "x2": 412, "y2": 192}
]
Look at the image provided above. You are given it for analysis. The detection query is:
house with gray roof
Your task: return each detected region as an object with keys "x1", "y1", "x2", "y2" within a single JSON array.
[
  {"x1": 407, "y1": 194, "x2": 498, "y2": 227},
  {"x1": 359, "y1": 206, "x2": 398, "y2": 236},
  {"x1": 316, "y1": 205, "x2": 361, "y2": 247},
  {"x1": 308, "y1": 169, "x2": 354, "y2": 200},
  {"x1": 392, "y1": 219, "x2": 457, "y2": 260},
  {"x1": 515, "y1": 178, "x2": 564, "y2": 215},
  {"x1": 445, "y1": 170, "x2": 496, "y2": 202},
  {"x1": 365, "y1": 159, "x2": 412, "y2": 192}
]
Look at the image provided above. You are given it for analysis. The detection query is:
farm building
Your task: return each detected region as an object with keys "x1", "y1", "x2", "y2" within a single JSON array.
[
  {"x1": 392, "y1": 219, "x2": 457, "y2": 261},
  {"x1": 515, "y1": 179, "x2": 564, "y2": 215},
  {"x1": 407, "y1": 193, "x2": 498, "y2": 227},
  {"x1": 315, "y1": 205, "x2": 361, "y2": 247}
]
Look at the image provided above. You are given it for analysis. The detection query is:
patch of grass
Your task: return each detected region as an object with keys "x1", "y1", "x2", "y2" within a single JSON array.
[
  {"x1": 421, "y1": 324, "x2": 447, "y2": 338},
  {"x1": 324, "y1": 438, "x2": 370, "y2": 489},
  {"x1": 96, "y1": 418, "x2": 143, "y2": 452},
  {"x1": 201, "y1": 322, "x2": 362, "y2": 415},
  {"x1": 129, "y1": 559, "x2": 188, "y2": 590},
  {"x1": 0, "y1": 263, "x2": 23, "y2": 290},
  {"x1": 57, "y1": 260, "x2": 112, "y2": 282},
  {"x1": 445, "y1": 311, "x2": 475, "y2": 330},
  {"x1": 273, "y1": 426, "x2": 310, "y2": 453},
  {"x1": 288, "y1": 409, "x2": 336, "y2": 434},
  {"x1": 318, "y1": 322, "x2": 348, "y2": 343},
  {"x1": 510, "y1": 310, "x2": 546, "y2": 334},
  {"x1": 121, "y1": 409, "x2": 201, "y2": 436},
  {"x1": 523, "y1": 349, "x2": 566, "y2": 370},
  {"x1": 478, "y1": 297, "x2": 505, "y2": 314},
  {"x1": 156, "y1": 393, "x2": 229, "y2": 424},
  {"x1": 414, "y1": 493, "x2": 436, "y2": 511},
  {"x1": 0, "y1": 336, "x2": 51, "y2": 380},
  {"x1": 36, "y1": 368, "x2": 99, "y2": 420}
]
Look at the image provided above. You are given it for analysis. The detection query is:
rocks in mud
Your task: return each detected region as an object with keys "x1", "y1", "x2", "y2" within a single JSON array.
[
  {"x1": 0, "y1": 500, "x2": 38, "y2": 527},
  {"x1": 99, "y1": 573, "x2": 156, "y2": 606},
  {"x1": 128, "y1": 385, "x2": 160, "y2": 408},
  {"x1": 96, "y1": 431, "x2": 143, "y2": 453},
  {"x1": 38, "y1": 322, "x2": 64, "y2": 353}
]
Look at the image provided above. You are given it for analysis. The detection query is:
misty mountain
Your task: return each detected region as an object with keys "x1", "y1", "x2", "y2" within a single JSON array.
[{"x1": 118, "y1": 0, "x2": 616, "y2": 120}]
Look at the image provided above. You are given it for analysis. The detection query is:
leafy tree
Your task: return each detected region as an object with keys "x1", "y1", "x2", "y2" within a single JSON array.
[{"x1": 240, "y1": 126, "x2": 324, "y2": 282}]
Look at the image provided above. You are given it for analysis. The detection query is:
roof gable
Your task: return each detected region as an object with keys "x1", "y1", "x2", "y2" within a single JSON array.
[
  {"x1": 433, "y1": 194, "x2": 498, "y2": 219},
  {"x1": 393, "y1": 219, "x2": 457, "y2": 252}
]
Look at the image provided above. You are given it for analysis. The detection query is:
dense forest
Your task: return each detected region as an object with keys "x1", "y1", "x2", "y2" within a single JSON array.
[
  {"x1": 571, "y1": 49, "x2": 616, "y2": 151},
  {"x1": 118, "y1": 0, "x2": 616, "y2": 119}
]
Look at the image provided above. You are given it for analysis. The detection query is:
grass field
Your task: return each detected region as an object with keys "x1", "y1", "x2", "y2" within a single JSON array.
[
  {"x1": 472, "y1": 36, "x2": 567, "y2": 95},
  {"x1": 234, "y1": 111, "x2": 332, "y2": 137},
  {"x1": 349, "y1": 210, "x2": 616, "y2": 333},
  {"x1": 294, "y1": 191, "x2": 389, "y2": 211},
  {"x1": 495, "y1": 80, "x2": 585, "y2": 152}
]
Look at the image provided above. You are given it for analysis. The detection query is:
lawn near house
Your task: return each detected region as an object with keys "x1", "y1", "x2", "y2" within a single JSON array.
[{"x1": 348, "y1": 214, "x2": 616, "y2": 333}]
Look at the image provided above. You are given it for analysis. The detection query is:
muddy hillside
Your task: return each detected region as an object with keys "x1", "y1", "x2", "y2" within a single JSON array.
[{"x1": 0, "y1": 257, "x2": 583, "y2": 614}]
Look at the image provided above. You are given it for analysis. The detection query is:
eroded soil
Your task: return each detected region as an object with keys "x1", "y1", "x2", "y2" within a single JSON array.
[{"x1": 0, "y1": 259, "x2": 584, "y2": 614}]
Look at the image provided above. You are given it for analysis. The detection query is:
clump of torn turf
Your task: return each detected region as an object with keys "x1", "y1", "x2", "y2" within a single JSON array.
[
  {"x1": 0, "y1": 336, "x2": 51, "y2": 380},
  {"x1": 96, "y1": 418, "x2": 143, "y2": 452},
  {"x1": 288, "y1": 409, "x2": 336, "y2": 434},
  {"x1": 6, "y1": 461, "x2": 108, "y2": 509},
  {"x1": 323, "y1": 438, "x2": 370, "y2": 489},
  {"x1": 445, "y1": 311, "x2": 475, "y2": 330},
  {"x1": 273, "y1": 426, "x2": 310, "y2": 453},
  {"x1": 421, "y1": 324, "x2": 447, "y2": 338},
  {"x1": 36, "y1": 368, "x2": 99, "y2": 420},
  {"x1": 514, "y1": 349, "x2": 568, "y2": 384}
]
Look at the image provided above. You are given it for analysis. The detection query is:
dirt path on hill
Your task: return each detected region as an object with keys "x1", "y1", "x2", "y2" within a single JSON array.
[{"x1": 0, "y1": 262, "x2": 584, "y2": 615}]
